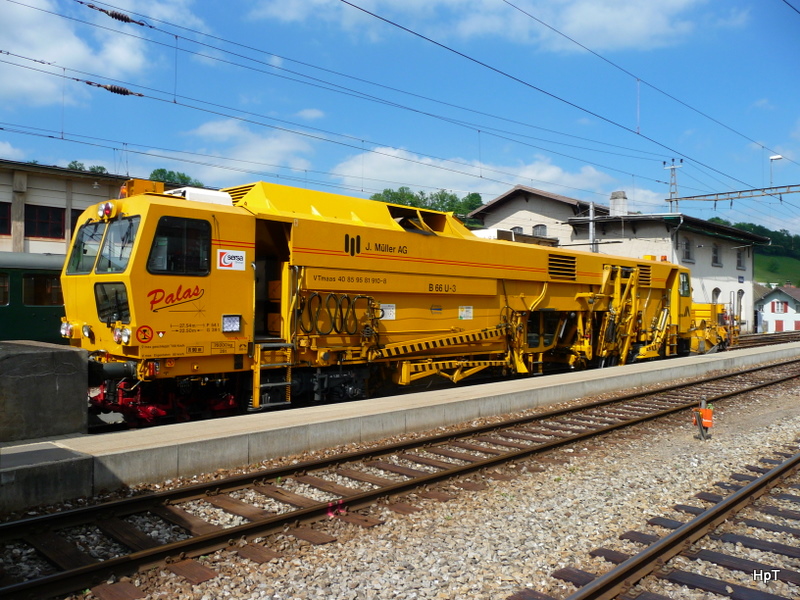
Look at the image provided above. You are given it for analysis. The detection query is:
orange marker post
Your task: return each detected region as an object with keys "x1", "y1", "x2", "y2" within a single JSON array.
[{"x1": 692, "y1": 401, "x2": 713, "y2": 440}]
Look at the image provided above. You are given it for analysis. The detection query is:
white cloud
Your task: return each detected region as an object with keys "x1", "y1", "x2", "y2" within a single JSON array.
[
  {"x1": 0, "y1": 0, "x2": 202, "y2": 106},
  {"x1": 623, "y1": 186, "x2": 670, "y2": 214},
  {"x1": 184, "y1": 119, "x2": 315, "y2": 186},
  {"x1": 249, "y1": 0, "x2": 348, "y2": 24},
  {"x1": 0, "y1": 140, "x2": 27, "y2": 161},
  {"x1": 248, "y1": 0, "x2": 718, "y2": 52},
  {"x1": 296, "y1": 108, "x2": 325, "y2": 121},
  {"x1": 536, "y1": 0, "x2": 700, "y2": 52},
  {"x1": 330, "y1": 146, "x2": 615, "y2": 202}
]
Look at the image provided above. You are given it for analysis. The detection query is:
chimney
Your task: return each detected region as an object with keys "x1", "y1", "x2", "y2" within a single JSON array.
[{"x1": 610, "y1": 191, "x2": 628, "y2": 217}]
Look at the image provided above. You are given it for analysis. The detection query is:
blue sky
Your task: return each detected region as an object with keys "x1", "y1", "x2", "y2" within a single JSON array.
[{"x1": 1, "y1": 0, "x2": 799, "y2": 232}]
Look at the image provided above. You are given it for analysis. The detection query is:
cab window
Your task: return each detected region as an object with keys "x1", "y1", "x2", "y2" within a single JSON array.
[
  {"x1": 95, "y1": 282, "x2": 130, "y2": 324},
  {"x1": 96, "y1": 217, "x2": 140, "y2": 274},
  {"x1": 678, "y1": 272, "x2": 691, "y2": 297},
  {"x1": 147, "y1": 217, "x2": 211, "y2": 275},
  {"x1": 67, "y1": 221, "x2": 106, "y2": 274}
]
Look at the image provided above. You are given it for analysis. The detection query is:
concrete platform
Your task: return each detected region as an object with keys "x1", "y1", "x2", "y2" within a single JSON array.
[
  {"x1": 0, "y1": 341, "x2": 87, "y2": 442},
  {"x1": 2, "y1": 343, "x2": 800, "y2": 514}
]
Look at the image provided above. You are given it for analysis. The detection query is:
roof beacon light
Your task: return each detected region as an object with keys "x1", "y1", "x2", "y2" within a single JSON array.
[{"x1": 97, "y1": 201, "x2": 117, "y2": 220}]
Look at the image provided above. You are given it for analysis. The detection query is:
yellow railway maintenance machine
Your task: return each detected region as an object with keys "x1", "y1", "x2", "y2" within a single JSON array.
[{"x1": 60, "y1": 180, "x2": 731, "y2": 424}]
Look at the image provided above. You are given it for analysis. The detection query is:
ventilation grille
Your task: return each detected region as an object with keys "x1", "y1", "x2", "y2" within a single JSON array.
[
  {"x1": 637, "y1": 264, "x2": 651, "y2": 287},
  {"x1": 548, "y1": 254, "x2": 577, "y2": 280},
  {"x1": 223, "y1": 183, "x2": 257, "y2": 204}
]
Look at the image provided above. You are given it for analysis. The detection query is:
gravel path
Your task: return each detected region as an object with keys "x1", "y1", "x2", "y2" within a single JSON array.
[{"x1": 61, "y1": 379, "x2": 800, "y2": 600}]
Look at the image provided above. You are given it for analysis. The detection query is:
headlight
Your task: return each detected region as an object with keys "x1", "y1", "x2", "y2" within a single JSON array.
[
  {"x1": 112, "y1": 327, "x2": 132, "y2": 344},
  {"x1": 222, "y1": 314, "x2": 242, "y2": 333},
  {"x1": 60, "y1": 321, "x2": 73, "y2": 337},
  {"x1": 81, "y1": 324, "x2": 93, "y2": 338}
]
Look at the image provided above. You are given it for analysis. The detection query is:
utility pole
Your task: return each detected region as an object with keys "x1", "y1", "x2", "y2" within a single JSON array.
[
  {"x1": 664, "y1": 159, "x2": 683, "y2": 212},
  {"x1": 589, "y1": 202, "x2": 597, "y2": 252}
]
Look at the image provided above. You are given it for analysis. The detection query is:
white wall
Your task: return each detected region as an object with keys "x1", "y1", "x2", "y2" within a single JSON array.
[
  {"x1": 580, "y1": 220, "x2": 755, "y2": 332},
  {"x1": 0, "y1": 167, "x2": 121, "y2": 254},
  {"x1": 478, "y1": 197, "x2": 577, "y2": 241}
]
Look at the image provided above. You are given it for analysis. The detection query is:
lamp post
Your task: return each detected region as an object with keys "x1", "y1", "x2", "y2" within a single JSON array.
[{"x1": 770, "y1": 154, "x2": 783, "y2": 187}]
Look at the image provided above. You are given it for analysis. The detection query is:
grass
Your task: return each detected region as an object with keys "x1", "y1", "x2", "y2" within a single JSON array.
[{"x1": 754, "y1": 253, "x2": 800, "y2": 286}]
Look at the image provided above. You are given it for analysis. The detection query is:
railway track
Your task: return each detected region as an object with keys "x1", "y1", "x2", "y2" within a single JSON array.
[
  {"x1": 526, "y1": 443, "x2": 800, "y2": 600},
  {"x1": 737, "y1": 331, "x2": 800, "y2": 349},
  {"x1": 2, "y1": 359, "x2": 800, "y2": 600}
]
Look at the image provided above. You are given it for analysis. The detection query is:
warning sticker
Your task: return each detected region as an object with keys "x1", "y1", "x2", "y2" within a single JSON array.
[{"x1": 136, "y1": 325, "x2": 154, "y2": 344}]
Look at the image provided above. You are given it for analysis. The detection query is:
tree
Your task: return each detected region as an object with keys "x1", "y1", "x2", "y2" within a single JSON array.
[
  {"x1": 150, "y1": 168, "x2": 203, "y2": 187},
  {"x1": 707, "y1": 216, "x2": 732, "y2": 226},
  {"x1": 370, "y1": 187, "x2": 421, "y2": 207},
  {"x1": 370, "y1": 187, "x2": 483, "y2": 221},
  {"x1": 67, "y1": 161, "x2": 108, "y2": 173},
  {"x1": 460, "y1": 192, "x2": 483, "y2": 215}
]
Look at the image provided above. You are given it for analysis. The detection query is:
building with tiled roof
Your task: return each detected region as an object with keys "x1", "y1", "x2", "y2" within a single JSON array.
[
  {"x1": 755, "y1": 285, "x2": 800, "y2": 332},
  {"x1": 469, "y1": 186, "x2": 771, "y2": 333}
]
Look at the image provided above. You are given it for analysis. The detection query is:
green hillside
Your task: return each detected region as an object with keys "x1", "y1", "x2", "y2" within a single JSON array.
[{"x1": 754, "y1": 253, "x2": 800, "y2": 286}]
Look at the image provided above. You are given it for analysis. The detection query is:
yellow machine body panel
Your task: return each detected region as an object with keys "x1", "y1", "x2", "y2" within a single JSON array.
[
  {"x1": 59, "y1": 180, "x2": 733, "y2": 423},
  {"x1": 62, "y1": 192, "x2": 256, "y2": 379}
]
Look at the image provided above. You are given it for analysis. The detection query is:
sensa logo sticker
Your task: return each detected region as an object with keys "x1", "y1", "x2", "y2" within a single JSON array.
[{"x1": 217, "y1": 250, "x2": 246, "y2": 271}]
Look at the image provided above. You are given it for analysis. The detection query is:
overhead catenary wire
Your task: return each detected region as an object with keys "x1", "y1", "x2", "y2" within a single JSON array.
[
  {"x1": 0, "y1": 0, "x2": 679, "y2": 192},
  {"x1": 2, "y1": 115, "x2": 792, "y2": 231},
  {"x1": 11, "y1": 0, "x2": 761, "y2": 192},
  {"x1": 337, "y1": 0, "x2": 792, "y2": 195},
  {"x1": 500, "y1": 0, "x2": 799, "y2": 172},
  {"x1": 75, "y1": 0, "x2": 671, "y2": 161},
  {"x1": 3, "y1": 51, "x2": 660, "y2": 200},
  {"x1": 0, "y1": 0, "x2": 793, "y2": 224},
  {"x1": 4, "y1": 0, "x2": 672, "y2": 174},
  {"x1": 779, "y1": 0, "x2": 800, "y2": 17}
]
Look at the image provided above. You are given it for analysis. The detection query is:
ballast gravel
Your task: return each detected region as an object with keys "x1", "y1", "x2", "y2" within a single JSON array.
[{"x1": 52, "y1": 379, "x2": 800, "y2": 600}]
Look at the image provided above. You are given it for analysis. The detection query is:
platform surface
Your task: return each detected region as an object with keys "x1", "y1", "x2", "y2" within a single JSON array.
[{"x1": 2, "y1": 342, "x2": 799, "y2": 513}]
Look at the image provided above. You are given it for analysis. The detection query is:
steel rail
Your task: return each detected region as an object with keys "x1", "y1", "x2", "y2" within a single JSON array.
[
  {"x1": 4, "y1": 358, "x2": 798, "y2": 540},
  {"x1": 2, "y1": 359, "x2": 800, "y2": 599},
  {"x1": 563, "y1": 451, "x2": 800, "y2": 600}
]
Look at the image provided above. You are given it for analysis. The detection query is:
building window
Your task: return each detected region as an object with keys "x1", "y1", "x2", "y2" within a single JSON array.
[
  {"x1": 711, "y1": 244, "x2": 722, "y2": 267},
  {"x1": 70, "y1": 208, "x2": 85, "y2": 238},
  {"x1": 23, "y1": 274, "x2": 63, "y2": 306},
  {"x1": 25, "y1": 205, "x2": 65, "y2": 239},
  {"x1": 533, "y1": 224, "x2": 547, "y2": 237},
  {"x1": 736, "y1": 249, "x2": 745, "y2": 270},
  {"x1": 681, "y1": 236, "x2": 694, "y2": 262},
  {"x1": 737, "y1": 289, "x2": 745, "y2": 323},
  {"x1": 0, "y1": 202, "x2": 10, "y2": 235},
  {"x1": 0, "y1": 273, "x2": 8, "y2": 305},
  {"x1": 510, "y1": 226, "x2": 523, "y2": 235},
  {"x1": 773, "y1": 301, "x2": 788, "y2": 314}
]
